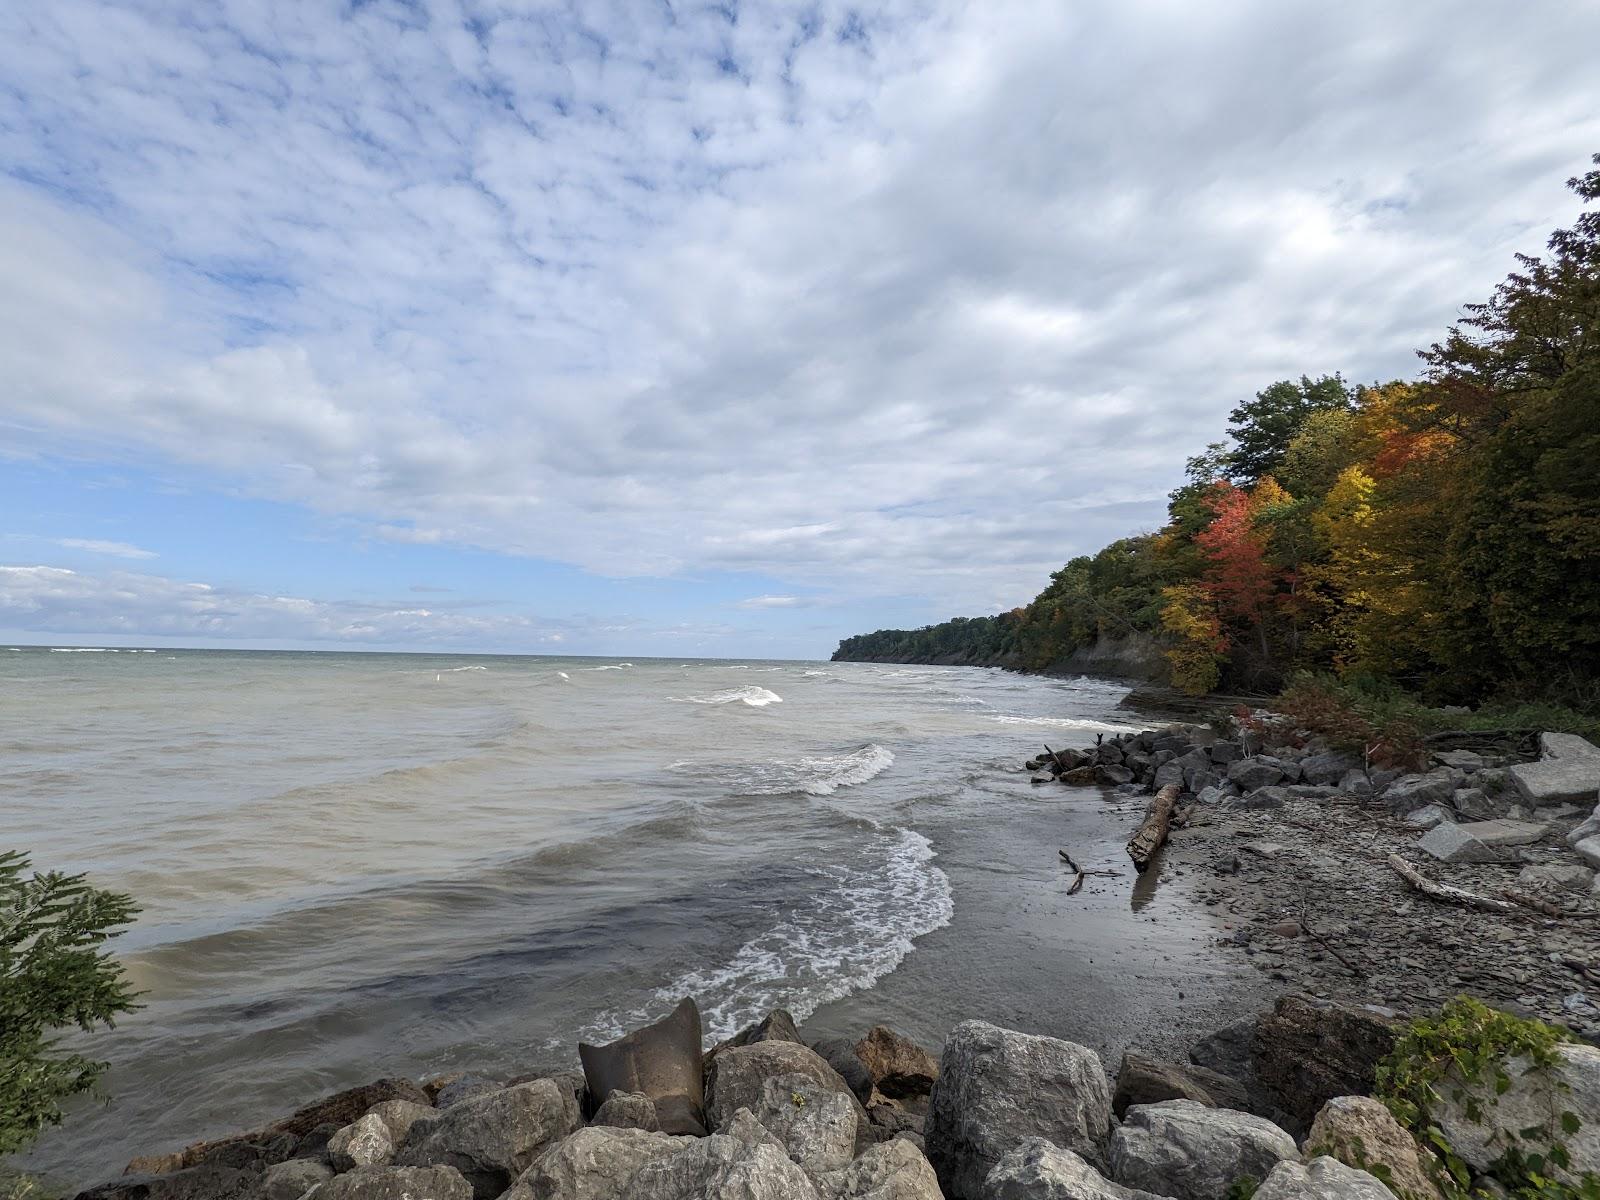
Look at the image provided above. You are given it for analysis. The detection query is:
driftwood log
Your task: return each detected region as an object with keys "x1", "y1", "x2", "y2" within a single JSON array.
[
  {"x1": 1127, "y1": 784, "x2": 1180, "y2": 874},
  {"x1": 1386, "y1": 854, "x2": 1519, "y2": 915}
]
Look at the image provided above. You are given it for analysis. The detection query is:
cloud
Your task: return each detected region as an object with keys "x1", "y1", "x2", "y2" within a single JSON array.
[
  {"x1": 737, "y1": 595, "x2": 808, "y2": 610},
  {"x1": 55, "y1": 538, "x2": 157, "y2": 560},
  {"x1": 0, "y1": 564, "x2": 574, "y2": 648},
  {"x1": 2, "y1": 1, "x2": 1598, "y2": 618}
]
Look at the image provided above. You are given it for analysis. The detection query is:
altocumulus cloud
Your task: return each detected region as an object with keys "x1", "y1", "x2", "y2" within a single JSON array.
[{"x1": 3, "y1": 1, "x2": 1600, "y2": 621}]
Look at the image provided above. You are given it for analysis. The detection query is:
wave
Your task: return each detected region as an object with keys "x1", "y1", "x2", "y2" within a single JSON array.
[
  {"x1": 556, "y1": 671, "x2": 570, "y2": 680},
  {"x1": 584, "y1": 827, "x2": 953, "y2": 1042},
  {"x1": 436, "y1": 665, "x2": 489, "y2": 673},
  {"x1": 50, "y1": 647, "x2": 115, "y2": 652},
  {"x1": 581, "y1": 663, "x2": 631, "y2": 672},
  {"x1": 670, "y1": 686, "x2": 783, "y2": 708},
  {"x1": 673, "y1": 744, "x2": 894, "y2": 798},
  {"x1": 990, "y1": 714, "x2": 1143, "y2": 734},
  {"x1": 801, "y1": 669, "x2": 829, "y2": 677}
]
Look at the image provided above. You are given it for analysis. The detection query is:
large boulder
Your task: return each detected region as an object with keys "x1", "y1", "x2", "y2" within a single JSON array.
[
  {"x1": 854, "y1": 1026, "x2": 939, "y2": 1100},
  {"x1": 1227, "y1": 759, "x2": 1285, "y2": 792},
  {"x1": 1305, "y1": 1096, "x2": 1443, "y2": 1200},
  {"x1": 1509, "y1": 732, "x2": 1600, "y2": 808},
  {"x1": 743, "y1": 1073, "x2": 859, "y2": 1176},
  {"x1": 366, "y1": 1099, "x2": 438, "y2": 1146},
  {"x1": 706, "y1": 1040, "x2": 871, "y2": 1152},
  {"x1": 1382, "y1": 772, "x2": 1458, "y2": 816},
  {"x1": 329, "y1": 1113, "x2": 394, "y2": 1171},
  {"x1": 1107, "y1": 1100, "x2": 1297, "y2": 1200},
  {"x1": 434, "y1": 1077, "x2": 502, "y2": 1109},
  {"x1": 255, "y1": 1159, "x2": 334, "y2": 1200},
  {"x1": 814, "y1": 1137, "x2": 942, "y2": 1199},
  {"x1": 592, "y1": 1090, "x2": 662, "y2": 1131},
  {"x1": 1254, "y1": 1156, "x2": 1397, "y2": 1198},
  {"x1": 711, "y1": 1009, "x2": 804, "y2": 1057},
  {"x1": 1301, "y1": 752, "x2": 1362, "y2": 787},
  {"x1": 812, "y1": 1037, "x2": 875, "y2": 1105},
  {"x1": 315, "y1": 1166, "x2": 475, "y2": 1200},
  {"x1": 1415, "y1": 819, "x2": 1547, "y2": 864},
  {"x1": 506, "y1": 1126, "x2": 692, "y2": 1200},
  {"x1": 1432, "y1": 1041, "x2": 1600, "y2": 1188},
  {"x1": 397, "y1": 1078, "x2": 581, "y2": 1198},
  {"x1": 581, "y1": 998, "x2": 707, "y2": 1136},
  {"x1": 985, "y1": 1138, "x2": 1171, "y2": 1199},
  {"x1": 620, "y1": 1132, "x2": 821, "y2": 1199},
  {"x1": 1250, "y1": 996, "x2": 1399, "y2": 1131},
  {"x1": 924, "y1": 1020, "x2": 1114, "y2": 1200},
  {"x1": 1112, "y1": 1051, "x2": 1250, "y2": 1117},
  {"x1": 72, "y1": 1166, "x2": 258, "y2": 1200}
]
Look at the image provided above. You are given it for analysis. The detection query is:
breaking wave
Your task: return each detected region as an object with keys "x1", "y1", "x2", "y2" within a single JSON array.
[{"x1": 671, "y1": 686, "x2": 783, "y2": 708}]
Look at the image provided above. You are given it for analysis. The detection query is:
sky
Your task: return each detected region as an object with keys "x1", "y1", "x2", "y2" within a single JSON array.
[{"x1": 3, "y1": 1, "x2": 1599, "y2": 659}]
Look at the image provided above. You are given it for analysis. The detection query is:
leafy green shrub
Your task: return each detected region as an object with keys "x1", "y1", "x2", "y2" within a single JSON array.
[
  {"x1": 1375, "y1": 997, "x2": 1598, "y2": 1199},
  {"x1": 1, "y1": 850, "x2": 140, "y2": 1157}
]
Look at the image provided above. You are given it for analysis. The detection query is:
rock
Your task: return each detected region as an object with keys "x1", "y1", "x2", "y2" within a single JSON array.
[
  {"x1": 1382, "y1": 771, "x2": 1458, "y2": 815},
  {"x1": 1209, "y1": 741, "x2": 1244, "y2": 765},
  {"x1": 293, "y1": 1124, "x2": 340, "y2": 1161},
  {"x1": 1238, "y1": 786, "x2": 1292, "y2": 809},
  {"x1": 1108, "y1": 1100, "x2": 1296, "y2": 1200},
  {"x1": 593, "y1": 1090, "x2": 661, "y2": 1131},
  {"x1": 329, "y1": 1114, "x2": 395, "y2": 1171},
  {"x1": 1287, "y1": 785, "x2": 1339, "y2": 801},
  {"x1": 1031, "y1": 773, "x2": 1057, "y2": 785},
  {"x1": 510, "y1": 1126, "x2": 691, "y2": 1200},
  {"x1": 706, "y1": 1041, "x2": 872, "y2": 1154},
  {"x1": 1415, "y1": 823, "x2": 1503, "y2": 864},
  {"x1": 1305, "y1": 1096, "x2": 1442, "y2": 1200},
  {"x1": 1262, "y1": 755, "x2": 1303, "y2": 784},
  {"x1": 581, "y1": 998, "x2": 707, "y2": 1136},
  {"x1": 314, "y1": 1166, "x2": 475, "y2": 1200},
  {"x1": 1112, "y1": 1052, "x2": 1251, "y2": 1117},
  {"x1": 1185, "y1": 769, "x2": 1221, "y2": 794},
  {"x1": 720, "y1": 1107, "x2": 787, "y2": 1152},
  {"x1": 1568, "y1": 804, "x2": 1600, "y2": 848},
  {"x1": 854, "y1": 1026, "x2": 939, "y2": 1100},
  {"x1": 1517, "y1": 862, "x2": 1594, "y2": 893},
  {"x1": 255, "y1": 1159, "x2": 334, "y2": 1200},
  {"x1": 366, "y1": 1100, "x2": 437, "y2": 1147},
  {"x1": 1060, "y1": 766, "x2": 1098, "y2": 786},
  {"x1": 924, "y1": 1020, "x2": 1113, "y2": 1199},
  {"x1": 812, "y1": 1038, "x2": 875, "y2": 1105},
  {"x1": 715, "y1": 1009, "x2": 804, "y2": 1054},
  {"x1": 1228, "y1": 759, "x2": 1286, "y2": 791},
  {"x1": 1254, "y1": 1157, "x2": 1397, "y2": 1199},
  {"x1": 1097, "y1": 743, "x2": 1125, "y2": 765},
  {"x1": 271, "y1": 1079, "x2": 431, "y2": 1139},
  {"x1": 1576, "y1": 836, "x2": 1600, "y2": 870},
  {"x1": 1194, "y1": 786, "x2": 1227, "y2": 806},
  {"x1": 815, "y1": 1137, "x2": 942, "y2": 1199},
  {"x1": 1451, "y1": 787, "x2": 1500, "y2": 820},
  {"x1": 866, "y1": 1099, "x2": 925, "y2": 1138},
  {"x1": 1402, "y1": 805, "x2": 1452, "y2": 831},
  {"x1": 1302, "y1": 752, "x2": 1362, "y2": 787},
  {"x1": 746, "y1": 1073, "x2": 858, "y2": 1176},
  {"x1": 1509, "y1": 732, "x2": 1600, "y2": 808},
  {"x1": 1151, "y1": 762, "x2": 1185, "y2": 790},
  {"x1": 985, "y1": 1138, "x2": 1170, "y2": 1200},
  {"x1": 1250, "y1": 997, "x2": 1399, "y2": 1131},
  {"x1": 434, "y1": 1076, "x2": 502, "y2": 1109},
  {"x1": 1096, "y1": 764, "x2": 1137, "y2": 786},
  {"x1": 1188, "y1": 1019, "x2": 1255, "y2": 1083},
  {"x1": 397, "y1": 1079, "x2": 581, "y2": 1198},
  {"x1": 73, "y1": 1166, "x2": 258, "y2": 1200},
  {"x1": 1432, "y1": 1041, "x2": 1600, "y2": 1187},
  {"x1": 621, "y1": 1132, "x2": 821, "y2": 1199},
  {"x1": 1433, "y1": 749, "x2": 1486, "y2": 771},
  {"x1": 1338, "y1": 769, "x2": 1374, "y2": 799}
]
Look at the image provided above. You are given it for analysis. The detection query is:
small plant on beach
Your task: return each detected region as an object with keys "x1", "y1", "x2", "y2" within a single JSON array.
[
  {"x1": 1375, "y1": 997, "x2": 1598, "y2": 1199},
  {"x1": 1, "y1": 850, "x2": 140, "y2": 1157}
]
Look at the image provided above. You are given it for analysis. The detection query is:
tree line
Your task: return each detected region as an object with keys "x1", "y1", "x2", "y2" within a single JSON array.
[{"x1": 836, "y1": 155, "x2": 1600, "y2": 705}]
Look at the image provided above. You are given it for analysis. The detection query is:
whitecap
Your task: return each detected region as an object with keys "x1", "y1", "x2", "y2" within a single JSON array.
[
  {"x1": 673, "y1": 744, "x2": 893, "y2": 797},
  {"x1": 669, "y1": 685, "x2": 783, "y2": 708},
  {"x1": 582, "y1": 827, "x2": 953, "y2": 1042},
  {"x1": 990, "y1": 714, "x2": 1143, "y2": 734},
  {"x1": 436, "y1": 665, "x2": 489, "y2": 673},
  {"x1": 556, "y1": 671, "x2": 570, "y2": 680},
  {"x1": 50, "y1": 647, "x2": 113, "y2": 652}
]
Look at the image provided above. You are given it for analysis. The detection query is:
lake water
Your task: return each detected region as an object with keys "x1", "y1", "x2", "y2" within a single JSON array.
[{"x1": 3, "y1": 648, "x2": 1265, "y2": 1186}]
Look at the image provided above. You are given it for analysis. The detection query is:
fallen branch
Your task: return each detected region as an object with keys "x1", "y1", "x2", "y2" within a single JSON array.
[
  {"x1": 1057, "y1": 849, "x2": 1117, "y2": 896},
  {"x1": 1386, "y1": 854, "x2": 1519, "y2": 914},
  {"x1": 1501, "y1": 888, "x2": 1593, "y2": 920},
  {"x1": 1127, "y1": 784, "x2": 1180, "y2": 874}
]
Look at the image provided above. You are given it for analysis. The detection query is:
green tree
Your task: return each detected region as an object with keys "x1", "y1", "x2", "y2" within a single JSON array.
[
  {"x1": 1226, "y1": 374, "x2": 1355, "y2": 484},
  {"x1": 1, "y1": 851, "x2": 140, "y2": 1156}
]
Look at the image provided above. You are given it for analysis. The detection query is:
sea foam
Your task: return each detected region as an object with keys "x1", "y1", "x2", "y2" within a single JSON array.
[{"x1": 671, "y1": 685, "x2": 783, "y2": 708}]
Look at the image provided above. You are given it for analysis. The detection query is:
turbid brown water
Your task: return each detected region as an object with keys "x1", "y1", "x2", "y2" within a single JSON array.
[{"x1": 2, "y1": 648, "x2": 1267, "y2": 1186}]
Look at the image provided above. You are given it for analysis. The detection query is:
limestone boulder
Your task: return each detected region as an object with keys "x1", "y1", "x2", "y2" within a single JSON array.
[
  {"x1": 1305, "y1": 1096, "x2": 1443, "y2": 1200},
  {"x1": 706, "y1": 1040, "x2": 871, "y2": 1152},
  {"x1": 924, "y1": 1020, "x2": 1113, "y2": 1199},
  {"x1": 1510, "y1": 732, "x2": 1600, "y2": 808},
  {"x1": 1227, "y1": 759, "x2": 1285, "y2": 792},
  {"x1": 814, "y1": 1138, "x2": 942, "y2": 1200},
  {"x1": 1107, "y1": 1100, "x2": 1296, "y2": 1200},
  {"x1": 315, "y1": 1165, "x2": 474, "y2": 1200},
  {"x1": 812, "y1": 1037, "x2": 875, "y2": 1105},
  {"x1": 593, "y1": 1090, "x2": 662, "y2": 1131},
  {"x1": 1382, "y1": 772, "x2": 1457, "y2": 816},
  {"x1": 745, "y1": 1073, "x2": 858, "y2": 1176},
  {"x1": 397, "y1": 1078, "x2": 581, "y2": 1198},
  {"x1": 620, "y1": 1133, "x2": 821, "y2": 1199},
  {"x1": 1432, "y1": 1041, "x2": 1600, "y2": 1188},
  {"x1": 254, "y1": 1159, "x2": 333, "y2": 1200},
  {"x1": 1112, "y1": 1052, "x2": 1250, "y2": 1117},
  {"x1": 329, "y1": 1114, "x2": 394, "y2": 1171},
  {"x1": 507, "y1": 1126, "x2": 692, "y2": 1200},
  {"x1": 434, "y1": 1077, "x2": 502, "y2": 1109},
  {"x1": 1250, "y1": 996, "x2": 1399, "y2": 1131},
  {"x1": 1302, "y1": 752, "x2": 1362, "y2": 787},
  {"x1": 365, "y1": 1099, "x2": 437, "y2": 1147},
  {"x1": 984, "y1": 1138, "x2": 1172, "y2": 1200},
  {"x1": 1254, "y1": 1156, "x2": 1397, "y2": 1199}
]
